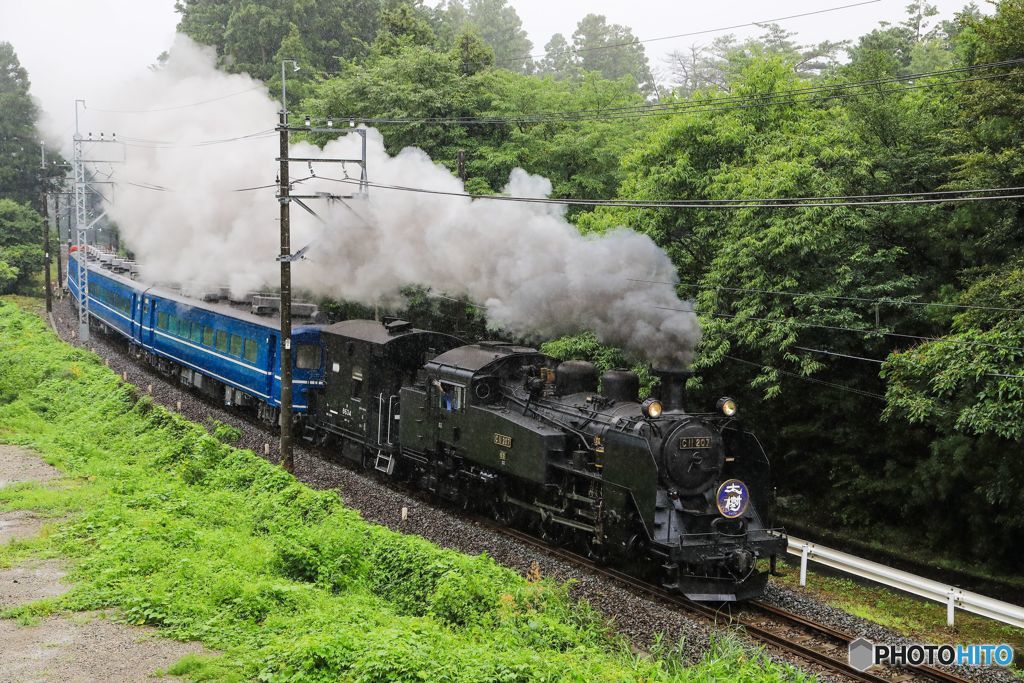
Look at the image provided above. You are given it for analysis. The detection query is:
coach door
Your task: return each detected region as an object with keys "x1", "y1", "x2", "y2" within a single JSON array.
[
  {"x1": 130, "y1": 294, "x2": 141, "y2": 342},
  {"x1": 142, "y1": 297, "x2": 156, "y2": 348}
]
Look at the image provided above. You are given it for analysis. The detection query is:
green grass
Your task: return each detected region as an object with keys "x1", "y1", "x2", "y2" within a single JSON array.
[
  {"x1": 772, "y1": 560, "x2": 1023, "y2": 678},
  {"x1": 0, "y1": 298, "x2": 811, "y2": 682}
]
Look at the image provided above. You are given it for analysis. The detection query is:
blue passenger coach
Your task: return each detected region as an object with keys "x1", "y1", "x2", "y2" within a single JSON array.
[{"x1": 68, "y1": 251, "x2": 323, "y2": 421}]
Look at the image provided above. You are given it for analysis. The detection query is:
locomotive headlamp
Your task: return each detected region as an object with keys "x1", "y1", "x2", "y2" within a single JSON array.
[
  {"x1": 642, "y1": 398, "x2": 663, "y2": 419},
  {"x1": 717, "y1": 397, "x2": 738, "y2": 417}
]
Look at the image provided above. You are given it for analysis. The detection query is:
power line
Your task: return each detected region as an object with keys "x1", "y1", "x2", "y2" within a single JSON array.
[
  {"x1": 722, "y1": 354, "x2": 888, "y2": 400},
  {"x1": 116, "y1": 130, "x2": 276, "y2": 149},
  {"x1": 85, "y1": 86, "x2": 265, "y2": 114},
  {"x1": 675, "y1": 308, "x2": 1024, "y2": 354},
  {"x1": 324, "y1": 59, "x2": 1024, "y2": 126},
  {"x1": 794, "y1": 345, "x2": 1024, "y2": 379},
  {"x1": 630, "y1": 279, "x2": 1024, "y2": 314},
  {"x1": 496, "y1": 0, "x2": 882, "y2": 66},
  {"x1": 319, "y1": 176, "x2": 1024, "y2": 209}
]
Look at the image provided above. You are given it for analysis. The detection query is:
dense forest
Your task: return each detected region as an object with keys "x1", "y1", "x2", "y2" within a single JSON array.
[
  {"x1": 0, "y1": 42, "x2": 47, "y2": 294},
  {"x1": 177, "y1": 0, "x2": 1022, "y2": 571},
  {"x1": 4, "y1": 0, "x2": 1020, "y2": 571}
]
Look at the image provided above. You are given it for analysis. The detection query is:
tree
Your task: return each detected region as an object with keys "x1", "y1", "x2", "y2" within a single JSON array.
[
  {"x1": 571, "y1": 14, "x2": 654, "y2": 95},
  {"x1": 452, "y1": 29, "x2": 494, "y2": 76},
  {"x1": 429, "y1": 0, "x2": 532, "y2": 72},
  {"x1": 175, "y1": 0, "x2": 386, "y2": 78},
  {"x1": 881, "y1": 262, "x2": 1024, "y2": 566},
  {"x1": 0, "y1": 43, "x2": 41, "y2": 207},
  {"x1": 0, "y1": 200, "x2": 44, "y2": 294},
  {"x1": 373, "y1": 2, "x2": 436, "y2": 55},
  {"x1": 662, "y1": 26, "x2": 845, "y2": 96},
  {"x1": 538, "y1": 33, "x2": 574, "y2": 78}
]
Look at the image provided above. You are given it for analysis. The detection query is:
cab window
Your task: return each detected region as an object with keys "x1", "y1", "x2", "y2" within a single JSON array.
[
  {"x1": 436, "y1": 381, "x2": 464, "y2": 412},
  {"x1": 295, "y1": 344, "x2": 320, "y2": 370}
]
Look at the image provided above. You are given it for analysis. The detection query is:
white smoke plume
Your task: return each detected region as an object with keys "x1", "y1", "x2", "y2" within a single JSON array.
[{"x1": 92, "y1": 35, "x2": 700, "y2": 367}]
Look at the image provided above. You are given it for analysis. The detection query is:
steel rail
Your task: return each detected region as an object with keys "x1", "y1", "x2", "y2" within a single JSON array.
[{"x1": 489, "y1": 523, "x2": 969, "y2": 683}]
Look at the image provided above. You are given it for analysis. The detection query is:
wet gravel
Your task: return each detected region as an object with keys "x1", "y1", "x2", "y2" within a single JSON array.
[
  {"x1": 762, "y1": 583, "x2": 1020, "y2": 683},
  {"x1": 48, "y1": 295, "x2": 1019, "y2": 682}
]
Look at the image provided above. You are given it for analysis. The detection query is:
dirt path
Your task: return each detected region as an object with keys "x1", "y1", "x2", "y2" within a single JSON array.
[{"x1": 0, "y1": 445, "x2": 208, "y2": 682}]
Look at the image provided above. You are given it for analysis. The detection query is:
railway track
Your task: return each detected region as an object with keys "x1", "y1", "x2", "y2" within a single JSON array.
[{"x1": 487, "y1": 523, "x2": 970, "y2": 683}]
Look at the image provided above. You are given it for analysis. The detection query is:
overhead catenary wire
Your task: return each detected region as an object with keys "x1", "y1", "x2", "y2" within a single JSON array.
[
  {"x1": 628, "y1": 278, "x2": 1024, "y2": 314},
  {"x1": 722, "y1": 354, "x2": 888, "y2": 401},
  {"x1": 318, "y1": 175, "x2": 1024, "y2": 210},
  {"x1": 320, "y1": 59, "x2": 1024, "y2": 126},
  {"x1": 115, "y1": 129, "x2": 276, "y2": 149},
  {"x1": 494, "y1": 0, "x2": 882, "y2": 66},
  {"x1": 666, "y1": 308, "x2": 1024, "y2": 354},
  {"x1": 85, "y1": 86, "x2": 266, "y2": 114},
  {"x1": 793, "y1": 345, "x2": 1024, "y2": 378}
]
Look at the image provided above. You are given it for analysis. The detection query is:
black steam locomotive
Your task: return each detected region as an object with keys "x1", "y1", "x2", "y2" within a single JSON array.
[{"x1": 309, "y1": 318, "x2": 786, "y2": 601}]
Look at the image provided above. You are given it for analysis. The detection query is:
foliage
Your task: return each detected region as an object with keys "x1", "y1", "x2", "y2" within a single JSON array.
[
  {"x1": 0, "y1": 199, "x2": 43, "y2": 295},
  {"x1": 662, "y1": 25, "x2": 846, "y2": 96},
  {"x1": 175, "y1": 0, "x2": 384, "y2": 82},
  {"x1": 301, "y1": 44, "x2": 643, "y2": 201},
  {"x1": 429, "y1": 0, "x2": 533, "y2": 73},
  {"x1": 0, "y1": 300, "x2": 810, "y2": 682},
  {"x1": 533, "y1": 15, "x2": 655, "y2": 95},
  {"x1": 0, "y1": 42, "x2": 41, "y2": 206}
]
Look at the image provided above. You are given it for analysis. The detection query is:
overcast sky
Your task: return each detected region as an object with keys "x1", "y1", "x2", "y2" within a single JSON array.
[{"x1": 2, "y1": 0, "x2": 979, "y2": 143}]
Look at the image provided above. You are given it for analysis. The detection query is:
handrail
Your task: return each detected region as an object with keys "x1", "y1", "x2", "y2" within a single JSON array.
[{"x1": 786, "y1": 534, "x2": 1024, "y2": 628}]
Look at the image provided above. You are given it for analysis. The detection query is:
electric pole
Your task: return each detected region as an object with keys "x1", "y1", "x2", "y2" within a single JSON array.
[
  {"x1": 278, "y1": 60, "x2": 296, "y2": 474},
  {"x1": 54, "y1": 192, "x2": 63, "y2": 291},
  {"x1": 39, "y1": 142, "x2": 52, "y2": 313},
  {"x1": 73, "y1": 100, "x2": 90, "y2": 340},
  {"x1": 274, "y1": 60, "x2": 368, "y2": 473}
]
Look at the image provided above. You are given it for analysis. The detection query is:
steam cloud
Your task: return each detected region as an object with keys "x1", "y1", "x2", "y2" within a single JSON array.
[{"x1": 92, "y1": 36, "x2": 700, "y2": 367}]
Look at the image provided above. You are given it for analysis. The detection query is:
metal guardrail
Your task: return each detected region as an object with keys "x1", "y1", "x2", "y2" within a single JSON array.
[{"x1": 786, "y1": 535, "x2": 1024, "y2": 628}]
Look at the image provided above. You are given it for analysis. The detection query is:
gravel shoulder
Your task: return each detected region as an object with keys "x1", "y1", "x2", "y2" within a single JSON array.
[{"x1": 0, "y1": 443, "x2": 208, "y2": 683}]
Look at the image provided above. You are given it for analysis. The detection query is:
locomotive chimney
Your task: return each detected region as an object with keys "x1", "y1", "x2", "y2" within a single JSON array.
[{"x1": 653, "y1": 368, "x2": 692, "y2": 412}]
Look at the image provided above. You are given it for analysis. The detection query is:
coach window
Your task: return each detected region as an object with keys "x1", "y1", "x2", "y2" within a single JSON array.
[
  {"x1": 230, "y1": 334, "x2": 243, "y2": 357},
  {"x1": 202, "y1": 326, "x2": 214, "y2": 347},
  {"x1": 215, "y1": 330, "x2": 229, "y2": 353},
  {"x1": 190, "y1": 322, "x2": 203, "y2": 344},
  {"x1": 295, "y1": 343, "x2": 320, "y2": 370},
  {"x1": 169, "y1": 316, "x2": 179, "y2": 336},
  {"x1": 243, "y1": 338, "x2": 258, "y2": 363},
  {"x1": 157, "y1": 312, "x2": 168, "y2": 330}
]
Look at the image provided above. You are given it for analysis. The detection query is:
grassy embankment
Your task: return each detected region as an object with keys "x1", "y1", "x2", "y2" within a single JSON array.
[
  {"x1": 0, "y1": 298, "x2": 811, "y2": 682},
  {"x1": 772, "y1": 560, "x2": 1023, "y2": 674}
]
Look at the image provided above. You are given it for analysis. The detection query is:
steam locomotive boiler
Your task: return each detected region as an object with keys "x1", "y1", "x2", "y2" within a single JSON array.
[{"x1": 310, "y1": 318, "x2": 786, "y2": 600}]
